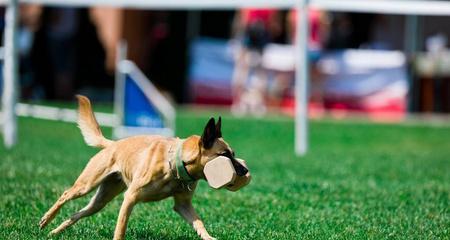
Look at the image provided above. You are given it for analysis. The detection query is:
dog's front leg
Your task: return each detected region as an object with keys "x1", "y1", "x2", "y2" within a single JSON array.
[
  {"x1": 173, "y1": 194, "x2": 216, "y2": 240},
  {"x1": 113, "y1": 190, "x2": 138, "y2": 240}
]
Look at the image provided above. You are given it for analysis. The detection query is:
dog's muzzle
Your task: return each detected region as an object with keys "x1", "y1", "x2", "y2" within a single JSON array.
[{"x1": 203, "y1": 156, "x2": 251, "y2": 191}]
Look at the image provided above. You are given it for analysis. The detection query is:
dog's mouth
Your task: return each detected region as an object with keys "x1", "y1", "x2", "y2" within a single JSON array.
[{"x1": 231, "y1": 158, "x2": 248, "y2": 176}]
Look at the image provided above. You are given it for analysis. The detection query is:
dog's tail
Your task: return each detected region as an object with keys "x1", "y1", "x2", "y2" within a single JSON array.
[{"x1": 76, "y1": 95, "x2": 114, "y2": 148}]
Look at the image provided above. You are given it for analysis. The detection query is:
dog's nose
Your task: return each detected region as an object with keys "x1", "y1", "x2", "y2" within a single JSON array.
[{"x1": 231, "y1": 159, "x2": 248, "y2": 176}]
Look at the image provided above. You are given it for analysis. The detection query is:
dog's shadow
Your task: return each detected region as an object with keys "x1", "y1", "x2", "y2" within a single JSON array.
[
  {"x1": 133, "y1": 231, "x2": 191, "y2": 240},
  {"x1": 49, "y1": 223, "x2": 192, "y2": 240}
]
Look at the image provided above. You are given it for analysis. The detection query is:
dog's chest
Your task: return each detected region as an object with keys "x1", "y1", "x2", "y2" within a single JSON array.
[
  {"x1": 133, "y1": 139, "x2": 192, "y2": 202},
  {"x1": 139, "y1": 178, "x2": 187, "y2": 202}
]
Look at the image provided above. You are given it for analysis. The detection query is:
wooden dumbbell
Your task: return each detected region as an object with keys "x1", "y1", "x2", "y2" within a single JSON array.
[
  {"x1": 203, "y1": 156, "x2": 251, "y2": 191},
  {"x1": 204, "y1": 156, "x2": 237, "y2": 189}
]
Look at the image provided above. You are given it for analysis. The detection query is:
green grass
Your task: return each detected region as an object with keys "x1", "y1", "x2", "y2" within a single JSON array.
[{"x1": 1, "y1": 111, "x2": 449, "y2": 239}]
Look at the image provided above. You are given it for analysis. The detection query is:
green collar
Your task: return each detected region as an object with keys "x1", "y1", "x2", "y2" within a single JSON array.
[{"x1": 175, "y1": 140, "x2": 195, "y2": 182}]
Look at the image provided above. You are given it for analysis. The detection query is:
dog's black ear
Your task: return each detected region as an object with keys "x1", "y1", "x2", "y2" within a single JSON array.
[
  {"x1": 201, "y1": 117, "x2": 217, "y2": 149},
  {"x1": 215, "y1": 116, "x2": 222, "y2": 138}
]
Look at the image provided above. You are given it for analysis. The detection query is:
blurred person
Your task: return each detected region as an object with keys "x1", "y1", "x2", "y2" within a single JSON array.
[
  {"x1": 18, "y1": 4, "x2": 43, "y2": 99},
  {"x1": 426, "y1": 33, "x2": 448, "y2": 53},
  {"x1": 46, "y1": 8, "x2": 79, "y2": 100},
  {"x1": 29, "y1": 7, "x2": 79, "y2": 100},
  {"x1": 30, "y1": 8, "x2": 110, "y2": 101},
  {"x1": 286, "y1": 7, "x2": 328, "y2": 51},
  {"x1": 265, "y1": 8, "x2": 329, "y2": 112},
  {"x1": 231, "y1": 8, "x2": 282, "y2": 116}
]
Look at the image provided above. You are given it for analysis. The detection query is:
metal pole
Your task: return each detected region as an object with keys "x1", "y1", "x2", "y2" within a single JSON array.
[
  {"x1": 295, "y1": 0, "x2": 310, "y2": 156},
  {"x1": 113, "y1": 40, "x2": 127, "y2": 139},
  {"x1": 2, "y1": 0, "x2": 19, "y2": 148},
  {"x1": 404, "y1": 15, "x2": 420, "y2": 112}
]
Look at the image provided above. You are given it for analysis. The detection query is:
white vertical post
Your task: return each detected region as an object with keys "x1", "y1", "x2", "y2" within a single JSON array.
[
  {"x1": 113, "y1": 40, "x2": 127, "y2": 139},
  {"x1": 295, "y1": 0, "x2": 310, "y2": 156},
  {"x1": 2, "y1": 0, "x2": 19, "y2": 148}
]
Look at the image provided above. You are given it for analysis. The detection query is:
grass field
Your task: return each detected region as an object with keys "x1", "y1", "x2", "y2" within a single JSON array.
[{"x1": 1, "y1": 111, "x2": 449, "y2": 239}]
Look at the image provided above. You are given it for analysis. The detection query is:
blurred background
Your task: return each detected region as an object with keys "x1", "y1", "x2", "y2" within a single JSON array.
[{"x1": 1, "y1": 3, "x2": 449, "y2": 119}]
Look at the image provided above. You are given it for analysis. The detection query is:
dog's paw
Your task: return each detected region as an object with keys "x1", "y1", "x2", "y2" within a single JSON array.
[
  {"x1": 39, "y1": 214, "x2": 52, "y2": 229},
  {"x1": 49, "y1": 228, "x2": 60, "y2": 236},
  {"x1": 200, "y1": 233, "x2": 217, "y2": 240}
]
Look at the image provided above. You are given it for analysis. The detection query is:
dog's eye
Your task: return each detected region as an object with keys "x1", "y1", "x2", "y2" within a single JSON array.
[
  {"x1": 219, "y1": 150, "x2": 234, "y2": 159},
  {"x1": 219, "y1": 150, "x2": 233, "y2": 159}
]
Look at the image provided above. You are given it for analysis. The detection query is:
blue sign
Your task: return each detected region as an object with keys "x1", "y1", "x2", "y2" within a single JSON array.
[{"x1": 123, "y1": 74, "x2": 164, "y2": 128}]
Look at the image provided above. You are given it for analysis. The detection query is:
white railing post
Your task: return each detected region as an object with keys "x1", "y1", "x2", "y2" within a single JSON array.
[
  {"x1": 2, "y1": 0, "x2": 19, "y2": 148},
  {"x1": 113, "y1": 40, "x2": 127, "y2": 139},
  {"x1": 295, "y1": 0, "x2": 310, "y2": 156}
]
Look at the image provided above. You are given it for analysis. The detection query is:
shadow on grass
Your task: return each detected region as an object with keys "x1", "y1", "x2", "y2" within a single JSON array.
[{"x1": 133, "y1": 231, "x2": 192, "y2": 240}]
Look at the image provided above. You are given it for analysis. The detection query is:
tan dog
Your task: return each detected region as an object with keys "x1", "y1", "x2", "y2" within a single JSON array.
[{"x1": 39, "y1": 95, "x2": 249, "y2": 240}]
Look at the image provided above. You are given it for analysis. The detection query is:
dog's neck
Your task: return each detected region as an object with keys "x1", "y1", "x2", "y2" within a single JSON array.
[{"x1": 178, "y1": 136, "x2": 204, "y2": 181}]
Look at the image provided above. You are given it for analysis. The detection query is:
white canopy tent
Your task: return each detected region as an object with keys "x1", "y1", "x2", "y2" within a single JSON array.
[{"x1": 1, "y1": 0, "x2": 450, "y2": 155}]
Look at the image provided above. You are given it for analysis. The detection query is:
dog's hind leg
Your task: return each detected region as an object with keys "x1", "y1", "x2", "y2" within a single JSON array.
[
  {"x1": 39, "y1": 149, "x2": 115, "y2": 229},
  {"x1": 49, "y1": 172, "x2": 126, "y2": 235}
]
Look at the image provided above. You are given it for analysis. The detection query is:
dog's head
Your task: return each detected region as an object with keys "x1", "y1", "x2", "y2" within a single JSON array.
[{"x1": 198, "y1": 117, "x2": 249, "y2": 178}]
